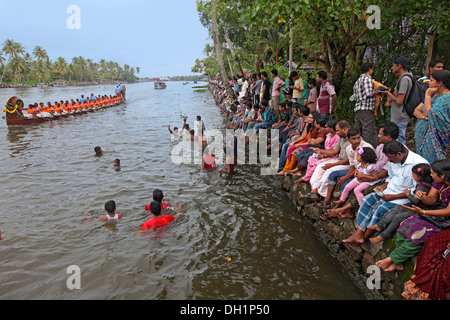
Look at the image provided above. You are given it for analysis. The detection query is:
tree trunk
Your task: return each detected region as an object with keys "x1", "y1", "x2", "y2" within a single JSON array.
[
  {"x1": 211, "y1": 0, "x2": 234, "y2": 98},
  {"x1": 223, "y1": 23, "x2": 244, "y2": 75},
  {"x1": 289, "y1": 14, "x2": 294, "y2": 75},
  {"x1": 328, "y1": 50, "x2": 347, "y2": 95},
  {"x1": 425, "y1": 29, "x2": 437, "y2": 74}
]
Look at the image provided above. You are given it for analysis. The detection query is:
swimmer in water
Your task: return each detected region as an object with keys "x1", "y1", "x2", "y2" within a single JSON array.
[
  {"x1": 137, "y1": 201, "x2": 183, "y2": 235},
  {"x1": 94, "y1": 146, "x2": 102, "y2": 157},
  {"x1": 85, "y1": 200, "x2": 123, "y2": 224}
]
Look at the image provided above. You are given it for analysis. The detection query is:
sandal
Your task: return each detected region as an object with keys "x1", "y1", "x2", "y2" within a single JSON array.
[
  {"x1": 320, "y1": 212, "x2": 329, "y2": 221},
  {"x1": 317, "y1": 200, "x2": 331, "y2": 208}
]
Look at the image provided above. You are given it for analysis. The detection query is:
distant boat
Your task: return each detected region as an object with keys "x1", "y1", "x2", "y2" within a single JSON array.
[{"x1": 154, "y1": 78, "x2": 167, "y2": 89}]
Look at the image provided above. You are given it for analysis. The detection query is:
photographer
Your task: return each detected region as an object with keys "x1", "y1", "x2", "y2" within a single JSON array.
[{"x1": 351, "y1": 63, "x2": 378, "y2": 148}]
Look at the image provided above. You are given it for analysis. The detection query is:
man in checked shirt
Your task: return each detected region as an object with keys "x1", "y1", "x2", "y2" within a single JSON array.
[{"x1": 351, "y1": 63, "x2": 378, "y2": 148}]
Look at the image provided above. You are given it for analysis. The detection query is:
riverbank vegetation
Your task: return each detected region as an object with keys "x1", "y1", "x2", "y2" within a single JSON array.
[
  {"x1": 194, "y1": 0, "x2": 450, "y2": 123},
  {"x1": 0, "y1": 39, "x2": 139, "y2": 85}
]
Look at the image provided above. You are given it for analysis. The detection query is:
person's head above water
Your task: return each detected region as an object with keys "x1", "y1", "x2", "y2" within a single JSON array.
[
  {"x1": 150, "y1": 201, "x2": 162, "y2": 216},
  {"x1": 105, "y1": 200, "x2": 116, "y2": 215},
  {"x1": 94, "y1": 146, "x2": 102, "y2": 156},
  {"x1": 153, "y1": 189, "x2": 164, "y2": 202}
]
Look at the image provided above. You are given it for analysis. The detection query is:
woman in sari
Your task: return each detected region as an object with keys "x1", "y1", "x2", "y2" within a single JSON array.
[
  {"x1": 295, "y1": 119, "x2": 340, "y2": 184},
  {"x1": 414, "y1": 70, "x2": 450, "y2": 164},
  {"x1": 289, "y1": 115, "x2": 328, "y2": 176},
  {"x1": 276, "y1": 113, "x2": 315, "y2": 175},
  {"x1": 402, "y1": 228, "x2": 450, "y2": 300}
]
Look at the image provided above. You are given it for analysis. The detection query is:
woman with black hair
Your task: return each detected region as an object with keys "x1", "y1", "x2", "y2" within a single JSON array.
[
  {"x1": 415, "y1": 69, "x2": 450, "y2": 164},
  {"x1": 368, "y1": 163, "x2": 434, "y2": 243},
  {"x1": 376, "y1": 159, "x2": 450, "y2": 272}
]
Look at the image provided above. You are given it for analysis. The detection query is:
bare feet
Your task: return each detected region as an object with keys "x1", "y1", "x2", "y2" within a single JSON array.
[
  {"x1": 370, "y1": 235, "x2": 384, "y2": 244},
  {"x1": 343, "y1": 229, "x2": 365, "y2": 249},
  {"x1": 337, "y1": 210, "x2": 354, "y2": 219},
  {"x1": 367, "y1": 224, "x2": 380, "y2": 232},
  {"x1": 295, "y1": 179, "x2": 308, "y2": 186},
  {"x1": 327, "y1": 207, "x2": 342, "y2": 219},
  {"x1": 376, "y1": 257, "x2": 404, "y2": 272},
  {"x1": 276, "y1": 170, "x2": 286, "y2": 176},
  {"x1": 332, "y1": 199, "x2": 344, "y2": 209}
]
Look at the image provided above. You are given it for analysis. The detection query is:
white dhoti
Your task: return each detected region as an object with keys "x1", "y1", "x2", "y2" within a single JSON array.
[{"x1": 309, "y1": 158, "x2": 350, "y2": 198}]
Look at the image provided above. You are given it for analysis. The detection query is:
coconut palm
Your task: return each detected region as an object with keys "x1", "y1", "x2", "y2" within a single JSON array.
[
  {"x1": 9, "y1": 56, "x2": 26, "y2": 82},
  {"x1": 1, "y1": 39, "x2": 26, "y2": 82},
  {"x1": 32, "y1": 46, "x2": 48, "y2": 62},
  {"x1": 260, "y1": 24, "x2": 288, "y2": 66}
]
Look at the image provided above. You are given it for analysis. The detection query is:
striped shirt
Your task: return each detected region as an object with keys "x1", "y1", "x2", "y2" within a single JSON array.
[{"x1": 352, "y1": 73, "x2": 375, "y2": 112}]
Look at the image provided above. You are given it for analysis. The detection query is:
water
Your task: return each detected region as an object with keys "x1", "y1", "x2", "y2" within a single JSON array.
[{"x1": 0, "y1": 82, "x2": 365, "y2": 300}]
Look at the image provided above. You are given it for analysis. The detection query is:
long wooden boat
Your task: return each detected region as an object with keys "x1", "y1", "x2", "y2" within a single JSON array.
[{"x1": 3, "y1": 94, "x2": 125, "y2": 127}]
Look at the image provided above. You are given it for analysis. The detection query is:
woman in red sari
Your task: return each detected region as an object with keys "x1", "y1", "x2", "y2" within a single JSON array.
[{"x1": 402, "y1": 228, "x2": 450, "y2": 300}]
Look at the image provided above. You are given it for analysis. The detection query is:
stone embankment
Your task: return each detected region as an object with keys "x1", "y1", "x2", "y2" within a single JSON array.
[{"x1": 278, "y1": 175, "x2": 415, "y2": 300}]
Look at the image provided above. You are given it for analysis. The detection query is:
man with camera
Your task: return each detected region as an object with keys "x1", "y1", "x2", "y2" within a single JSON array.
[{"x1": 351, "y1": 62, "x2": 378, "y2": 148}]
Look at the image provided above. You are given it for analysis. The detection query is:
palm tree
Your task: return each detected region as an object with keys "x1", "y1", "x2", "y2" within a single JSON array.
[
  {"x1": 211, "y1": 0, "x2": 234, "y2": 98},
  {"x1": 9, "y1": 56, "x2": 26, "y2": 82},
  {"x1": 54, "y1": 57, "x2": 68, "y2": 80},
  {"x1": 260, "y1": 24, "x2": 288, "y2": 66},
  {"x1": 1, "y1": 39, "x2": 25, "y2": 82},
  {"x1": 72, "y1": 56, "x2": 88, "y2": 82},
  {"x1": 32, "y1": 46, "x2": 48, "y2": 62}
]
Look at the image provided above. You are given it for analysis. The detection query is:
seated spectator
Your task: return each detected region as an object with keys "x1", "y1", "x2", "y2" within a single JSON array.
[
  {"x1": 343, "y1": 140, "x2": 429, "y2": 249},
  {"x1": 376, "y1": 159, "x2": 450, "y2": 272}
]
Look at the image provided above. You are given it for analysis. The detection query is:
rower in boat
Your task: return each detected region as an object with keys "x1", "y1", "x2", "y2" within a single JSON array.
[
  {"x1": 54, "y1": 102, "x2": 63, "y2": 116},
  {"x1": 37, "y1": 102, "x2": 52, "y2": 118},
  {"x1": 26, "y1": 104, "x2": 36, "y2": 119}
]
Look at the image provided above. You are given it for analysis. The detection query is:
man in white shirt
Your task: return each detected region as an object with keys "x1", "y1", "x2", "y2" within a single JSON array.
[{"x1": 343, "y1": 140, "x2": 429, "y2": 248}]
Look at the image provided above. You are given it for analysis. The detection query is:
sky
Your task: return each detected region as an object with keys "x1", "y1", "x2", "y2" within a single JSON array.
[{"x1": 0, "y1": 0, "x2": 210, "y2": 78}]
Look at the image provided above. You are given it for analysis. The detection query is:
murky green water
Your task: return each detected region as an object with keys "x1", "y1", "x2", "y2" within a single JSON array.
[{"x1": 0, "y1": 82, "x2": 365, "y2": 299}]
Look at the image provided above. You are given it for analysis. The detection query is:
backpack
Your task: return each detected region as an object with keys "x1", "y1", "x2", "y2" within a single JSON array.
[{"x1": 400, "y1": 74, "x2": 428, "y2": 118}]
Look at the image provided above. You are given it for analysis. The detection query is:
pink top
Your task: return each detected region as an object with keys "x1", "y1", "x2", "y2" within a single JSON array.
[{"x1": 272, "y1": 76, "x2": 285, "y2": 97}]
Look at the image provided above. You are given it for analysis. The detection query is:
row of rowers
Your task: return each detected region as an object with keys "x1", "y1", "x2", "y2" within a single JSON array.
[{"x1": 25, "y1": 94, "x2": 122, "y2": 118}]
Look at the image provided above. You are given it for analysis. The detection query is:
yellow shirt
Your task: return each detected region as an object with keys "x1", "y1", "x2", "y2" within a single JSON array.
[{"x1": 293, "y1": 78, "x2": 304, "y2": 99}]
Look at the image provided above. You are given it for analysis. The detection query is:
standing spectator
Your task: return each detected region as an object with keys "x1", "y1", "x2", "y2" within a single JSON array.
[
  {"x1": 351, "y1": 62, "x2": 378, "y2": 148},
  {"x1": 289, "y1": 71, "x2": 304, "y2": 104},
  {"x1": 414, "y1": 69, "x2": 450, "y2": 164},
  {"x1": 260, "y1": 71, "x2": 272, "y2": 105},
  {"x1": 239, "y1": 76, "x2": 249, "y2": 101},
  {"x1": 271, "y1": 68, "x2": 285, "y2": 119},
  {"x1": 419, "y1": 59, "x2": 445, "y2": 86},
  {"x1": 381, "y1": 55, "x2": 413, "y2": 145},
  {"x1": 254, "y1": 73, "x2": 262, "y2": 106},
  {"x1": 232, "y1": 77, "x2": 242, "y2": 98},
  {"x1": 303, "y1": 79, "x2": 318, "y2": 114},
  {"x1": 316, "y1": 71, "x2": 337, "y2": 123}
]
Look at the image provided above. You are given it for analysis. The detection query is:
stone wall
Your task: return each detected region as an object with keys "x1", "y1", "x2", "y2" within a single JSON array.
[{"x1": 278, "y1": 175, "x2": 415, "y2": 300}]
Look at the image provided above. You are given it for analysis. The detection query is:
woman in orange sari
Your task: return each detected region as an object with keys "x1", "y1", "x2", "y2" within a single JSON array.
[{"x1": 276, "y1": 113, "x2": 315, "y2": 175}]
